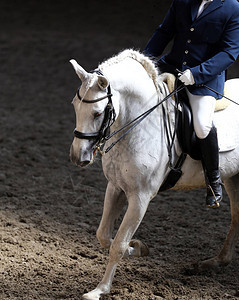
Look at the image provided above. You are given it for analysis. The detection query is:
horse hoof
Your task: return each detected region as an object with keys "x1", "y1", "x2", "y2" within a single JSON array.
[
  {"x1": 82, "y1": 294, "x2": 99, "y2": 300},
  {"x1": 129, "y1": 239, "x2": 149, "y2": 257},
  {"x1": 195, "y1": 257, "x2": 222, "y2": 274},
  {"x1": 82, "y1": 290, "x2": 100, "y2": 300},
  {"x1": 183, "y1": 256, "x2": 225, "y2": 276}
]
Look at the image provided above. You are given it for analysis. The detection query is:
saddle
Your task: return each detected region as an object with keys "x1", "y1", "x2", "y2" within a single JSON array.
[{"x1": 159, "y1": 73, "x2": 231, "y2": 192}]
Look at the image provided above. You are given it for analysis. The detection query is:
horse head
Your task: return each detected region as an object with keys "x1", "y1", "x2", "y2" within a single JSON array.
[{"x1": 69, "y1": 59, "x2": 115, "y2": 167}]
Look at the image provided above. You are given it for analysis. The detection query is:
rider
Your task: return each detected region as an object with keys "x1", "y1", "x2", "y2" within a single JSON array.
[{"x1": 144, "y1": 0, "x2": 239, "y2": 207}]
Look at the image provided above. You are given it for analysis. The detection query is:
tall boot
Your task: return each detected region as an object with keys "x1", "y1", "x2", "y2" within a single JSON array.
[{"x1": 199, "y1": 125, "x2": 223, "y2": 208}]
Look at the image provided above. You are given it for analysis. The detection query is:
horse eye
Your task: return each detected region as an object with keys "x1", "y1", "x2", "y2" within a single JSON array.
[{"x1": 94, "y1": 112, "x2": 103, "y2": 118}]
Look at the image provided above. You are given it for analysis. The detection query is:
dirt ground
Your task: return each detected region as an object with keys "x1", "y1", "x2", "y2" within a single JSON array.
[{"x1": 1, "y1": 0, "x2": 239, "y2": 299}]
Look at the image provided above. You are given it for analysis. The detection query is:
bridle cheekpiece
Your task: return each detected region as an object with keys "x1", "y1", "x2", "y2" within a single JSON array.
[{"x1": 73, "y1": 70, "x2": 116, "y2": 153}]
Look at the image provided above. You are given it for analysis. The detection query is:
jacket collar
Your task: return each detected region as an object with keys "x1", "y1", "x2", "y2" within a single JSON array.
[
  {"x1": 191, "y1": 0, "x2": 201, "y2": 21},
  {"x1": 191, "y1": 0, "x2": 223, "y2": 22}
]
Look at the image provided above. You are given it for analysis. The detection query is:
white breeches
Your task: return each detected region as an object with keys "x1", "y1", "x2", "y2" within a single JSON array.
[{"x1": 186, "y1": 89, "x2": 216, "y2": 139}]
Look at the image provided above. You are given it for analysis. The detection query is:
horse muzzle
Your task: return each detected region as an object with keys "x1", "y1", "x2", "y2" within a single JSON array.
[{"x1": 70, "y1": 143, "x2": 93, "y2": 168}]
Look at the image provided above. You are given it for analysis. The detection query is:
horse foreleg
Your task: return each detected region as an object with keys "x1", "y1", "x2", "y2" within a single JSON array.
[
  {"x1": 96, "y1": 182, "x2": 126, "y2": 249},
  {"x1": 83, "y1": 193, "x2": 150, "y2": 300},
  {"x1": 199, "y1": 173, "x2": 239, "y2": 271}
]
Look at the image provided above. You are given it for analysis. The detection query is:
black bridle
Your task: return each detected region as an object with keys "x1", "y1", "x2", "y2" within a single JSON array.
[{"x1": 73, "y1": 73, "x2": 116, "y2": 149}]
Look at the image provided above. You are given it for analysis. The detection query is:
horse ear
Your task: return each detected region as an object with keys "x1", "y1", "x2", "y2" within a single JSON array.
[
  {"x1": 69, "y1": 59, "x2": 89, "y2": 82},
  {"x1": 97, "y1": 75, "x2": 109, "y2": 90}
]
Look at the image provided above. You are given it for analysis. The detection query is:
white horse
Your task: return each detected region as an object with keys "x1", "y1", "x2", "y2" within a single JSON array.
[{"x1": 69, "y1": 49, "x2": 239, "y2": 300}]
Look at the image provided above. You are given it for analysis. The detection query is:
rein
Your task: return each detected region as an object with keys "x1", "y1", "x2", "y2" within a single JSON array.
[
  {"x1": 104, "y1": 83, "x2": 185, "y2": 153},
  {"x1": 73, "y1": 70, "x2": 238, "y2": 157},
  {"x1": 73, "y1": 69, "x2": 185, "y2": 155}
]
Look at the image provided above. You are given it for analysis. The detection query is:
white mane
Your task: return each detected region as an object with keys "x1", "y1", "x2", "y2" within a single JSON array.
[{"x1": 99, "y1": 49, "x2": 159, "y2": 89}]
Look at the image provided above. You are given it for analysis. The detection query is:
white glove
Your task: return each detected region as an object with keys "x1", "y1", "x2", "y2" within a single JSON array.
[{"x1": 178, "y1": 69, "x2": 195, "y2": 85}]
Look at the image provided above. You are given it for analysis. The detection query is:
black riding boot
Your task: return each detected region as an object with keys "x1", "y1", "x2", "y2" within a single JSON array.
[{"x1": 199, "y1": 126, "x2": 223, "y2": 208}]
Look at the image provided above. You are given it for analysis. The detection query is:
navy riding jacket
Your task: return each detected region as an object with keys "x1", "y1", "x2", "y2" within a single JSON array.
[{"x1": 144, "y1": 0, "x2": 239, "y2": 98}]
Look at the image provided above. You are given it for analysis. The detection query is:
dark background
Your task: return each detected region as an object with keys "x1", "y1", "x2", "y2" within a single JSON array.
[
  {"x1": 2, "y1": 0, "x2": 238, "y2": 108},
  {"x1": 1, "y1": 1, "x2": 239, "y2": 299}
]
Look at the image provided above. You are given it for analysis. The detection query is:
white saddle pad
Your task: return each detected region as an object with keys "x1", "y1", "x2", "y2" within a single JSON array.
[{"x1": 215, "y1": 79, "x2": 239, "y2": 152}]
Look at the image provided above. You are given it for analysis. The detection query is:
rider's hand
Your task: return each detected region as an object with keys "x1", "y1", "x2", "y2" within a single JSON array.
[{"x1": 178, "y1": 69, "x2": 195, "y2": 85}]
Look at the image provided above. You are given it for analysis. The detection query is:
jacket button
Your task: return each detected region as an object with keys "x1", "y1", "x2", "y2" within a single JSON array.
[
  {"x1": 183, "y1": 62, "x2": 187, "y2": 65},
  {"x1": 185, "y1": 50, "x2": 189, "y2": 54},
  {"x1": 187, "y1": 39, "x2": 191, "y2": 43},
  {"x1": 190, "y1": 27, "x2": 195, "y2": 31}
]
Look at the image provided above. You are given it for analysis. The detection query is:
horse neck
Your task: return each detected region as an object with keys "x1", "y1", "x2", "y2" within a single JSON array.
[{"x1": 101, "y1": 63, "x2": 173, "y2": 185}]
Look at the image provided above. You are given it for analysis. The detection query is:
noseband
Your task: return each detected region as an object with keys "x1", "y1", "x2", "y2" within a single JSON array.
[{"x1": 73, "y1": 71, "x2": 116, "y2": 147}]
